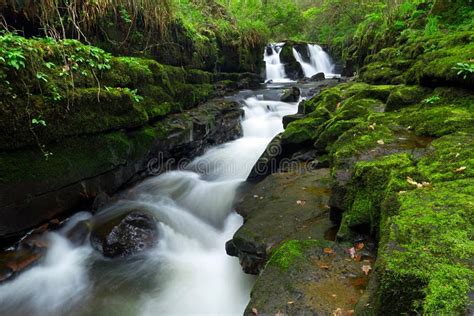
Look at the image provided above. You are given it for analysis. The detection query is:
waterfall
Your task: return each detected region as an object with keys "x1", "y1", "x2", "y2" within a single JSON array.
[
  {"x1": 263, "y1": 43, "x2": 289, "y2": 82},
  {"x1": 293, "y1": 44, "x2": 336, "y2": 78}
]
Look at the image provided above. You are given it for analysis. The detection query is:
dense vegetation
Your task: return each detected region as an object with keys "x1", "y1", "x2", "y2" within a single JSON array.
[{"x1": 0, "y1": 0, "x2": 473, "y2": 315}]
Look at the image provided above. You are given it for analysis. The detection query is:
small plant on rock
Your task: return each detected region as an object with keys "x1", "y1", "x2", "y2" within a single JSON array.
[{"x1": 453, "y1": 62, "x2": 474, "y2": 80}]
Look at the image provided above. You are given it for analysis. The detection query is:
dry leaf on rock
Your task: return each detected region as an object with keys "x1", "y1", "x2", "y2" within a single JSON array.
[{"x1": 362, "y1": 264, "x2": 372, "y2": 275}]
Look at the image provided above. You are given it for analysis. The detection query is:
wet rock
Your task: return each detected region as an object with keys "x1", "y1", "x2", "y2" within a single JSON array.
[
  {"x1": 90, "y1": 211, "x2": 158, "y2": 258},
  {"x1": 91, "y1": 192, "x2": 113, "y2": 214},
  {"x1": 231, "y1": 169, "x2": 333, "y2": 274},
  {"x1": 311, "y1": 72, "x2": 325, "y2": 81},
  {"x1": 244, "y1": 241, "x2": 374, "y2": 315},
  {"x1": 0, "y1": 234, "x2": 48, "y2": 283},
  {"x1": 67, "y1": 220, "x2": 92, "y2": 246},
  {"x1": 247, "y1": 134, "x2": 285, "y2": 183},
  {"x1": 280, "y1": 86, "x2": 301, "y2": 103}
]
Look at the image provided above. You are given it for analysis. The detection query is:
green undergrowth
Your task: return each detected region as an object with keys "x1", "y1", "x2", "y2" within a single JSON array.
[
  {"x1": 268, "y1": 240, "x2": 330, "y2": 270},
  {"x1": 0, "y1": 33, "x2": 245, "y2": 153}
]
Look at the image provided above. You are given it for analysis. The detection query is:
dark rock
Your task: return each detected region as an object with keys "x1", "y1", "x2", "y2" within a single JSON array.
[
  {"x1": 91, "y1": 192, "x2": 112, "y2": 214},
  {"x1": 290, "y1": 149, "x2": 319, "y2": 162},
  {"x1": 225, "y1": 240, "x2": 238, "y2": 257},
  {"x1": 247, "y1": 134, "x2": 284, "y2": 183},
  {"x1": 231, "y1": 169, "x2": 333, "y2": 274},
  {"x1": 280, "y1": 86, "x2": 301, "y2": 103},
  {"x1": 90, "y1": 211, "x2": 158, "y2": 258},
  {"x1": 279, "y1": 44, "x2": 304, "y2": 80},
  {"x1": 310, "y1": 72, "x2": 325, "y2": 81},
  {"x1": 297, "y1": 99, "x2": 306, "y2": 114}
]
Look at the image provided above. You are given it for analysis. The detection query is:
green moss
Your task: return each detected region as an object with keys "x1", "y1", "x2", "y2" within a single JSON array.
[
  {"x1": 340, "y1": 153, "x2": 414, "y2": 238},
  {"x1": 268, "y1": 240, "x2": 327, "y2": 270},
  {"x1": 399, "y1": 105, "x2": 474, "y2": 137},
  {"x1": 0, "y1": 129, "x2": 153, "y2": 185},
  {"x1": 360, "y1": 62, "x2": 404, "y2": 84},
  {"x1": 377, "y1": 179, "x2": 474, "y2": 314},
  {"x1": 385, "y1": 85, "x2": 430, "y2": 111},
  {"x1": 282, "y1": 117, "x2": 321, "y2": 146},
  {"x1": 417, "y1": 133, "x2": 474, "y2": 182}
]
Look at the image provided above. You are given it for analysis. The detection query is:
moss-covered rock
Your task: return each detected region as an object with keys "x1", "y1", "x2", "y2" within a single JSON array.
[
  {"x1": 385, "y1": 85, "x2": 430, "y2": 111},
  {"x1": 375, "y1": 179, "x2": 474, "y2": 315}
]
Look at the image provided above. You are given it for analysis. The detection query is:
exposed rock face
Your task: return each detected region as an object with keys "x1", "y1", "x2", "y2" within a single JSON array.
[
  {"x1": 279, "y1": 42, "x2": 305, "y2": 80},
  {"x1": 90, "y1": 211, "x2": 158, "y2": 258},
  {"x1": 0, "y1": 99, "x2": 244, "y2": 240},
  {"x1": 227, "y1": 168, "x2": 334, "y2": 274},
  {"x1": 280, "y1": 86, "x2": 301, "y2": 102}
]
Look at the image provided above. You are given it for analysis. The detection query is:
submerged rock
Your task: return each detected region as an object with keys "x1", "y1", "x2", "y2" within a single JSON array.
[
  {"x1": 280, "y1": 86, "x2": 301, "y2": 102},
  {"x1": 90, "y1": 211, "x2": 158, "y2": 258}
]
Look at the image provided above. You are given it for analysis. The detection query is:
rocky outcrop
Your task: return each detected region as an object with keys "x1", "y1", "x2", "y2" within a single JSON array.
[
  {"x1": 0, "y1": 99, "x2": 244, "y2": 240},
  {"x1": 227, "y1": 168, "x2": 334, "y2": 274},
  {"x1": 90, "y1": 211, "x2": 158, "y2": 258},
  {"x1": 279, "y1": 42, "x2": 305, "y2": 80},
  {"x1": 311, "y1": 72, "x2": 325, "y2": 81}
]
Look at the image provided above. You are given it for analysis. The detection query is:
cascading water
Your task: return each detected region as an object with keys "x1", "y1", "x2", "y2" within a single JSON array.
[
  {"x1": 292, "y1": 44, "x2": 336, "y2": 78},
  {"x1": 0, "y1": 85, "x2": 300, "y2": 315},
  {"x1": 263, "y1": 43, "x2": 290, "y2": 82}
]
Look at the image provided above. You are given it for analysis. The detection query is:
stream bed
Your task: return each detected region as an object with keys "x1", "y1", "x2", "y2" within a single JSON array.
[{"x1": 0, "y1": 82, "x2": 326, "y2": 316}]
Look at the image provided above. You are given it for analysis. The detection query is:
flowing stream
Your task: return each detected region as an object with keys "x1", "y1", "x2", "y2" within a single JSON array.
[
  {"x1": 292, "y1": 44, "x2": 336, "y2": 78},
  {"x1": 0, "y1": 83, "x2": 300, "y2": 316}
]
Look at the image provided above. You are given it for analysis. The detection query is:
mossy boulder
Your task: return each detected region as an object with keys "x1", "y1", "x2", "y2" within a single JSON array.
[
  {"x1": 385, "y1": 85, "x2": 430, "y2": 111},
  {"x1": 374, "y1": 179, "x2": 474, "y2": 315}
]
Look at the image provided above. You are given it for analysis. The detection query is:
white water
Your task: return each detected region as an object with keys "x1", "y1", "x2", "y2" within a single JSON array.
[
  {"x1": 264, "y1": 43, "x2": 291, "y2": 83},
  {"x1": 0, "y1": 87, "x2": 299, "y2": 315},
  {"x1": 292, "y1": 44, "x2": 337, "y2": 78}
]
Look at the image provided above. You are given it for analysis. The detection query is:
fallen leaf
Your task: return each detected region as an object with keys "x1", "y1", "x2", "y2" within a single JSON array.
[
  {"x1": 331, "y1": 294, "x2": 337, "y2": 298},
  {"x1": 319, "y1": 263, "x2": 330, "y2": 269},
  {"x1": 455, "y1": 166, "x2": 466, "y2": 173},
  {"x1": 455, "y1": 153, "x2": 460, "y2": 158},
  {"x1": 275, "y1": 311, "x2": 284, "y2": 316},
  {"x1": 347, "y1": 247, "x2": 356, "y2": 258},
  {"x1": 348, "y1": 310, "x2": 355, "y2": 316},
  {"x1": 324, "y1": 247, "x2": 334, "y2": 254},
  {"x1": 421, "y1": 182, "x2": 432, "y2": 188},
  {"x1": 355, "y1": 242, "x2": 364, "y2": 250},
  {"x1": 253, "y1": 195, "x2": 259, "y2": 198},
  {"x1": 332, "y1": 308, "x2": 343, "y2": 316},
  {"x1": 252, "y1": 307, "x2": 258, "y2": 315},
  {"x1": 398, "y1": 190, "x2": 407, "y2": 194},
  {"x1": 362, "y1": 264, "x2": 372, "y2": 275},
  {"x1": 296, "y1": 200, "x2": 306, "y2": 206},
  {"x1": 287, "y1": 301, "x2": 294, "y2": 305},
  {"x1": 368, "y1": 123, "x2": 376, "y2": 130},
  {"x1": 354, "y1": 254, "x2": 362, "y2": 262},
  {"x1": 377, "y1": 139, "x2": 385, "y2": 145}
]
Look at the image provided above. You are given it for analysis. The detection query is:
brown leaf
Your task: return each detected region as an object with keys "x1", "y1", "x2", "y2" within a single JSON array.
[
  {"x1": 324, "y1": 247, "x2": 334, "y2": 254},
  {"x1": 354, "y1": 254, "x2": 362, "y2": 262},
  {"x1": 319, "y1": 263, "x2": 330, "y2": 269},
  {"x1": 455, "y1": 166, "x2": 467, "y2": 173},
  {"x1": 252, "y1": 308, "x2": 258, "y2": 316},
  {"x1": 296, "y1": 200, "x2": 306, "y2": 206},
  {"x1": 362, "y1": 264, "x2": 372, "y2": 275},
  {"x1": 332, "y1": 308, "x2": 343, "y2": 316}
]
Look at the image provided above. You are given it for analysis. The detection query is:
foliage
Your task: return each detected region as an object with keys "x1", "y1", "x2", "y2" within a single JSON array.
[{"x1": 453, "y1": 62, "x2": 474, "y2": 80}]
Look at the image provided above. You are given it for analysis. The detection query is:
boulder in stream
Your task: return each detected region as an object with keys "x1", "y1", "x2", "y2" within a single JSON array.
[
  {"x1": 280, "y1": 86, "x2": 301, "y2": 102},
  {"x1": 90, "y1": 210, "x2": 158, "y2": 258},
  {"x1": 310, "y1": 72, "x2": 326, "y2": 81}
]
